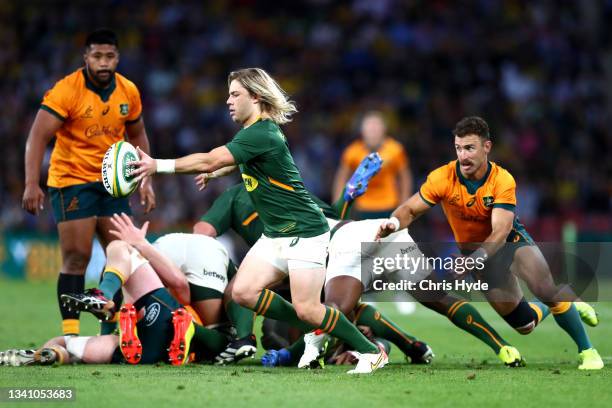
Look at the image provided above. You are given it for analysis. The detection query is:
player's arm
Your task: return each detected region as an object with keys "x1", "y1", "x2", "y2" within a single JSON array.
[
  {"x1": 132, "y1": 239, "x2": 191, "y2": 305},
  {"x1": 475, "y1": 207, "x2": 514, "y2": 259},
  {"x1": 193, "y1": 221, "x2": 218, "y2": 237},
  {"x1": 332, "y1": 162, "x2": 352, "y2": 202},
  {"x1": 375, "y1": 192, "x2": 431, "y2": 240},
  {"x1": 125, "y1": 117, "x2": 151, "y2": 155},
  {"x1": 132, "y1": 146, "x2": 235, "y2": 181},
  {"x1": 108, "y1": 213, "x2": 190, "y2": 304},
  {"x1": 194, "y1": 165, "x2": 237, "y2": 191},
  {"x1": 22, "y1": 109, "x2": 63, "y2": 215}
]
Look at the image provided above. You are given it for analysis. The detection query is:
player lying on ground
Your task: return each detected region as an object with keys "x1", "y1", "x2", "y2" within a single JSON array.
[
  {"x1": 1, "y1": 216, "x2": 196, "y2": 366},
  {"x1": 377, "y1": 116, "x2": 602, "y2": 370}
]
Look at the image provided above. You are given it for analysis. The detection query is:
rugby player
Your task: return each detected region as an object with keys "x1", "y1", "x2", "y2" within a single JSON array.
[
  {"x1": 132, "y1": 68, "x2": 386, "y2": 374},
  {"x1": 194, "y1": 159, "x2": 520, "y2": 368},
  {"x1": 377, "y1": 116, "x2": 603, "y2": 370},
  {"x1": 21, "y1": 29, "x2": 156, "y2": 337}
]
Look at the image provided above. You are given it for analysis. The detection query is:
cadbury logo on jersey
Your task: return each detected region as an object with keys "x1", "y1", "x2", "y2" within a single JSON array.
[{"x1": 85, "y1": 124, "x2": 121, "y2": 138}]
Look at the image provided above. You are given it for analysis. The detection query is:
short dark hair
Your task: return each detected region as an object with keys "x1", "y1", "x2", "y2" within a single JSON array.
[
  {"x1": 453, "y1": 116, "x2": 490, "y2": 141},
  {"x1": 85, "y1": 29, "x2": 119, "y2": 49}
]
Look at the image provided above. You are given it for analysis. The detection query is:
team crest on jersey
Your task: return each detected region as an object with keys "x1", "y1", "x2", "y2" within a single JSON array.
[
  {"x1": 119, "y1": 103, "x2": 129, "y2": 116},
  {"x1": 482, "y1": 196, "x2": 494, "y2": 207},
  {"x1": 242, "y1": 174, "x2": 259, "y2": 192}
]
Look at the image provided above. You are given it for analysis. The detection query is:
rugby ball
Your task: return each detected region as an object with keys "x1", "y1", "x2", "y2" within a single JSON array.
[{"x1": 101, "y1": 141, "x2": 140, "y2": 197}]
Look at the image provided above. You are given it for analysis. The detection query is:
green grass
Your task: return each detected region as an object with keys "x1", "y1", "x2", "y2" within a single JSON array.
[{"x1": 0, "y1": 278, "x2": 610, "y2": 408}]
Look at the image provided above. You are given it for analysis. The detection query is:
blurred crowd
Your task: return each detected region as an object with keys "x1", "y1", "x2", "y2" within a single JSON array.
[{"x1": 1, "y1": 0, "x2": 610, "y2": 240}]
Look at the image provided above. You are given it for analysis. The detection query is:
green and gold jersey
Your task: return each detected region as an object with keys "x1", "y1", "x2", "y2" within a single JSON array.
[
  {"x1": 200, "y1": 184, "x2": 263, "y2": 247},
  {"x1": 200, "y1": 183, "x2": 348, "y2": 246},
  {"x1": 225, "y1": 119, "x2": 328, "y2": 238}
]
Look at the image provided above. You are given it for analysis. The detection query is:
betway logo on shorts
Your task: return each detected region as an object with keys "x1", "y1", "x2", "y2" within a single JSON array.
[
  {"x1": 202, "y1": 270, "x2": 226, "y2": 282},
  {"x1": 242, "y1": 174, "x2": 258, "y2": 192},
  {"x1": 144, "y1": 303, "x2": 161, "y2": 326}
]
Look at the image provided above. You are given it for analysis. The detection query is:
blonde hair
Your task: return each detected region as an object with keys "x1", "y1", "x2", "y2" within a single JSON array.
[{"x1": 228, "y1": 68, "x2": 298, "y2": 124}]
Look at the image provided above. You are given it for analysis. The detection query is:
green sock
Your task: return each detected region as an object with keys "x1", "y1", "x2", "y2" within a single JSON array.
[
  {"x1": 551, "y1": 302, "x2": 592, "y2": 352},
  {"x1": 100, "y1": 321, "x2": 117, "y2": 335},
  {"x1": 332, "y1": 188, "x2": 354, "y2": 219},
  {"x1": 321, "y1": 306, "x2": 378, "y2": 354},
  {"x1": 286, "y1": 337, "x2": 305, "y2": 364},
  {"x1": 254, "y1": 289, "x2": 311, "y2": 332},
  {"x1": 354, "y1": 303, "x2": 417, "y2": 355},
  {"x1": 447, "y1": 301, "x2": 508, "y2": 354},
  {"x1": 227, "y1": 300, "x2": 255, "y2": 338},
  {"x1": 254, "y1": 290, "x2": 377, "y2": 354},
  {"x1": 191, "y1": 324, "x2": 228, "y2": 356},
  {"x1": 99, "y1": 269, "x2": 123, "y2": 299}
]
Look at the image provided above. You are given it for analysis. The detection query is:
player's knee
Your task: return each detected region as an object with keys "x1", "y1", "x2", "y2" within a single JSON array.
[
  {"x1": 293, "y1": 301, "x2": 320, "y2": 324},
  {"x1": 105, "y1": 240, "x2": 130, "y2": 259},
  {"x1": 231, "y1": 284, "x2": 256, "y2": 308},
  {"x1": 502, "y1": 299, "x2": 538, "y2": 335}
]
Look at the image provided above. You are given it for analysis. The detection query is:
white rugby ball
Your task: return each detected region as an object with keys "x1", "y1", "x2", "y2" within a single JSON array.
[{"x1": 101, "y1": 141, "x2": 140, "y2": 198}]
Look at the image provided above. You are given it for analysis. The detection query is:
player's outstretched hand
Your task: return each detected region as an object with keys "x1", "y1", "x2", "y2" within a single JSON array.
[
  {"x1": 375, "y1": 217, "x2": 400, "y2": 241},
  {"x1": 132, "y1": 147, "x2": 156, "y2": 182},
  {"x1": 195, "y1": 173, "x2": 212, "y2": 191},
  {"x1": 108, "y1": 212, "x2": 149, "y2": 247}
]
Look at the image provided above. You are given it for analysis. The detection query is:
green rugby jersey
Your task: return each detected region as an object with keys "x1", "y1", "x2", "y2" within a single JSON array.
[
  {"x1": 200, "y1": 184, "x2": 347, "y2": 246},
  {"x1": 200, "y1": 184, "x2": 263, "y2": 247},
  {"x1": 225, "y1": 119, "x2": 328, "y2": 238}
]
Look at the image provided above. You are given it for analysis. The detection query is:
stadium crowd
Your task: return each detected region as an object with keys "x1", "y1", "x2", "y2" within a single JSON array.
[{"x1": 1, "y1": 0, "x2": 610, "y2": 240}]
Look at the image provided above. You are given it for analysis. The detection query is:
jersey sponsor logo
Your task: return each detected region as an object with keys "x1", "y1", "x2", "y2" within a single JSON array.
[
  {"x1": 119, "y1": 103, "x2": 129, "y2": 116},
  {"x1": 80, "y1": 106, "x2": 94, "y2": 119},
  {"x1": 466, "y1": 197, "x2": 476, "y2": 207},
  {"x1": 85, "y1": 124, "x2": 122, "y2": 138},
  {"x1": 102, "y1": 105, "x2": 110, "y2": 116},
  {"x1": 242, "y1": 174, "x2": 259, "y2": 192},
  {"x1": 144, "y1": 302, "x2": 161, "y2": 326},
  {"x1": 482, "y1": 196, "x2": 494, "y2": 207},
  {"x1": 289, "y1": 237, "x2": 300, "y2": 247},
  {"x1": 448, "y1": 194, "x2": 460, "y2": 206},
  {"x1": 202, "y1": 270, "x2": 226, "y2": 283}
]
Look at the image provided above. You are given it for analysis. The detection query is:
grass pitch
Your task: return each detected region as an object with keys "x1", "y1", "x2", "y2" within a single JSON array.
[{"x1": 0, "y1": 278, "x2": 610, "y2": 408}]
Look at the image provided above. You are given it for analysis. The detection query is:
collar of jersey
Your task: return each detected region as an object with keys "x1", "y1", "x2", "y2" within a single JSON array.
[
  {"x1": 456, "y1": 160, "x2": 492, "y2": 195},
  {"x1": 82, "y1": 68, "x2": 116, "y2": 103},
  {"x1": 244, "y1": 116, "x2": 265, "y2": 128}
]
